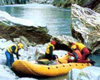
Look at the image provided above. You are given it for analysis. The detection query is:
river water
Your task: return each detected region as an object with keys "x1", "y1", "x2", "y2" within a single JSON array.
[
  {"x1": 0, "y1": 3, "x2": 71, "y2": 80},
  {"x1": 0, "y1": 3, "x2": 71, "y2": 36}
]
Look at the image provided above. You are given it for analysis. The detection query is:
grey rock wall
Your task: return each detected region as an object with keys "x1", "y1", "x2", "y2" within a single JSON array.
[
  {"x1": 93, "y1": 4, "x2": 100, "y2": 13},
  {"x1": 71, "y1": 4, "x2": 100, "y2": 54},
  {"x1": 0, "y1": 0, "x2": 31, "y2": 5},
  {"x1": 52, "y1": 0, "x2": 92, "y2": 8},
  {"x1": 0, "y1": 0, "x2": 53, "y2": 5}
]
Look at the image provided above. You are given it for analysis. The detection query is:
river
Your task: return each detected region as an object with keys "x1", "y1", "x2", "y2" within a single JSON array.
[
  {"x1": 0, "y1": 3, "x2": 100, "y2": 80},
  {"x1": 0, "y1": 3, "x2": 71, "y2": 36}
]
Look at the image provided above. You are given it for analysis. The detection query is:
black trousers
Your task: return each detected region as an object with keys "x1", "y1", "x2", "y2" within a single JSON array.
[{"x1": 45, "y1": 53, "x2": 58, "y2": 60}]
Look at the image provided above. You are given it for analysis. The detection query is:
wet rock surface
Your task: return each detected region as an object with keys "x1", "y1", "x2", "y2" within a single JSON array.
[
  {"x1": 71, "y1": 4, "x2": 100, "y2": 54},
  {"x1": 0, "y1": 23, "x2": 51, "y2": 44}
]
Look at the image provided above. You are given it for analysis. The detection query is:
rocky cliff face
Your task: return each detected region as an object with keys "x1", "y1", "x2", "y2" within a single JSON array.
[
  {"x1": 0, "y1": 0, "x2": 33, "y2": 5},
  {"x1": 0, "y1": 0, "x2": 53, "y2": 5},
  {"x1": 93, "y1": 4, "x2": 100, "y2": 13},
  {"x1": 52, "y1": 0, "x2": 92, "y2": 8},
  {"x1": 52, "y1": 0, "x2": 100, "y2": 13},
  {"x1": 71, "y1": 4, "x2": 100, "y2": 54},
  {"x1": 84, "y1": 0, "x2": 100, "y2": 13}
]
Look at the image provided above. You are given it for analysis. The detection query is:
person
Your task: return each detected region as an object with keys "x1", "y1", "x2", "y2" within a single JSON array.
[
  {"x1": 68, "y1": 46, "x2": 95, "y2": 65},
  {"x1": 45, "y1": 40, "x2": 58, "y2": 60},
  {"x1": 68, "y1": 49, "x2": 82, "y2": 63},
  {"x1": 68, "y1": 48, "x2": 90, "y2": 63},
  {"x1": 71, "y1": 42, "x2": 90, "y2": 60},
  {"x1": 5, "y1": 43, "x2": 24, "y2": 67}
]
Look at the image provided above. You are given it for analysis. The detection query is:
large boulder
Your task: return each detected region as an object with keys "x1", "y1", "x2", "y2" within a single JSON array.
[
  {"x1": 0, "y1": 23, "x2": 51, "y2": 44},
  {"x1": 0, "y1": 10, "x2": 51, "y2": 44},
  {"x1": 71, "y1": 4, "x2": 100, "y2": 53},
  {"x1": 52, "y1": 35, "x2": 77, "y2": 45},
  {"x1": 52, "y1": 35, "x2": 77, "y2": 52},
  {"x1": 68, "y1": 66, "x2": 100, "y2": 80},
  {"x1": 0, "y1": 65, "x2": 17, "y2": 80}
]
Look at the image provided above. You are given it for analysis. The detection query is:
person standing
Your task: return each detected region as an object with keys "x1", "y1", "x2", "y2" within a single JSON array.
[{"x1": 5, "y1": 43, "x2": 24, "y2": 67}]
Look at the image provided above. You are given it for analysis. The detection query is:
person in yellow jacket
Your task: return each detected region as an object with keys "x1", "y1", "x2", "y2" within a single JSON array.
[
  {"x1": 71, "y1": 42, "x2": 90, "y2": 60},
  {"x1": 5, "y1": 43, "x2": 24, "y2": 67},
  {"x1": 45, "y1": 40, "x2": 58, "y2": 60}
]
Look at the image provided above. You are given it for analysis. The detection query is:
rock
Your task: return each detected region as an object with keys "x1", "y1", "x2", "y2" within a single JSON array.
[
  {"x1": 0, "y1": 10, "x2": 37, "y2": 26},
  {"x1": 35, "y1": 47, "x2": 45, "y2": 60},
  {"x1": 93, "y1": 3, "x2": 100, "y2": 13},
  {"x1": 0, "y1": 0, "x2": 30, "y2": 5},
  {"x1": 0, "y1": 65, "x2": 17, "y2": 80},
  {"x1": 0, "y1": 9, "x2": 51, "y2": 44},
  {"x1": 0, "y1": 54, "x2": 6, "y2": 65},
  {"x1": 0, "y1": 0, "x2": 53, "y2": 5},
  {"x1": 52, "y1": 35, "x2": 77, "y2": 45},
  {"x1": 4, "y1": 25, "x2": 51, "y2": 44},
  {"x1": 13, "y1": 36, "x2": 36, "y2": 50},
  {"x1": 52, "y1": 0, "x2": 93, "y2": 8},
  {"x1": 68, "y1": 66, "x2": 100, "y2": 80},
  {"x1": 85, "y1": 0, "x2": 100, "y2": 13},
  {"x1": 52, "y1": 35, "x2": 77, "y2": 52},
  {"x1": 0, "y1": 10, "x2": 51, "y2": 44},
  {"x1": 26, "y1": 46, "x2": 37, "y2": 61},
  {"x1": 71, "y1": 4, "x2": 100, "y2": 53},
  {"x1": 88, "y1": 30, "x2": 100, "y2": 53}
]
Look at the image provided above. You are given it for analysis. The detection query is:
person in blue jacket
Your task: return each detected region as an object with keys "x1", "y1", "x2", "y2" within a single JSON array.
[{"x1": 5, "y1": 43, "x2": 24, "y2": 67}]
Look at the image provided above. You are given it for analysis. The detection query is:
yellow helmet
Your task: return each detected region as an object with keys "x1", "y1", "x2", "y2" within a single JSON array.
[
  {"x1": 18, "y1": 43, "x2": 24, "y2": 49},
  {"x1": 71, "y1": 45, "x2": 76, "y2": 50}
]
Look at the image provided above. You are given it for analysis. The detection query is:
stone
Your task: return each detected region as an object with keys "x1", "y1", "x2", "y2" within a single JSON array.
[
  {"x1": 52, "y1": 35, "x2": 77, "y2": 52},
  {"x1": 71, "y1": 4, "x2": 100, "y2": 54}
]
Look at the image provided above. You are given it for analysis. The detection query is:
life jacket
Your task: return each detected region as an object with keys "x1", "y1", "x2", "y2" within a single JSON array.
[
  {"x1": 45, "y1": 43, "x2": 55, "y2": 54},
  {"x1": 7, "y1": 45, "x2": 18, "y2": 54},
  {"x1": 73, "y1": 50, "x2": 82, "y2": 60},
  {"x1": 75, "y1": 42, "x2": 85, "y2": 52}
]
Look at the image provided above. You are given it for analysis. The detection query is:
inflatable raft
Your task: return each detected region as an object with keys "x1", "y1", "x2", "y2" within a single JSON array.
[{"x1": 12, "y1": 60, "x2": 91, "y2": 77}]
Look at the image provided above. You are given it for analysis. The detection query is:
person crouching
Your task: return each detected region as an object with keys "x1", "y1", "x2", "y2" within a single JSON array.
[{"x1": 45, "y1": 40, "x2": 58, "y2": 60}]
